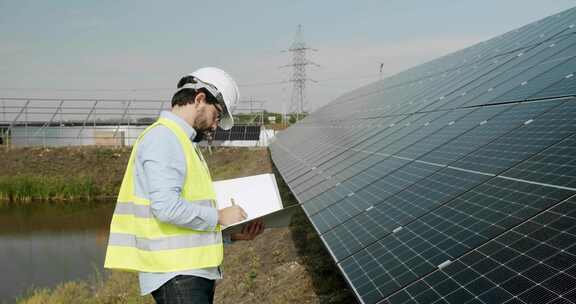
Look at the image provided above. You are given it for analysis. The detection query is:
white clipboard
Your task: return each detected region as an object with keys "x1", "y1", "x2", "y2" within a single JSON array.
[{"x1": 212, "y1": 173, "x2": 300, "y2": 232}]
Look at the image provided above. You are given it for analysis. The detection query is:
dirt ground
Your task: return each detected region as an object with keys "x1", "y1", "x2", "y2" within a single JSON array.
[{"x1": 215, "y1": 210, "x2": 356, "y2": 304}]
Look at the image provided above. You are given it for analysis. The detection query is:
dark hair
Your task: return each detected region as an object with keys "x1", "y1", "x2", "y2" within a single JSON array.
[
  {"x1": 171, "y1": 75, "x2": 218, "y2": 107},
  {"x1": 176, "y1": 75, "x2": 195, "y2": 89},
  {"x1": 171, "y1": 89, "x2": 197, "y2": 107}
]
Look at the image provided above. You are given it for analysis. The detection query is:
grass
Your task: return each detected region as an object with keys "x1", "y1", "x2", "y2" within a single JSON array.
[
  {"x1": 17, "y1": 271, "x2": 152, "y2": 304},
  {"x1": 0, "y1": 175, "x2": 97, "y2": 202},
  {"x1": 0, "y1": 146, "x2": 130, "y2": 204},
  {"x1": 203, "y1": 147, "x2": 273, "y2": 181}
]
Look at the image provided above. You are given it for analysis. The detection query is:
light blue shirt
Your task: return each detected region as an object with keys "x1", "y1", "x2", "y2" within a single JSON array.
[{"x1": 135, "y1": 111, "x2": 228, "y2": 295}]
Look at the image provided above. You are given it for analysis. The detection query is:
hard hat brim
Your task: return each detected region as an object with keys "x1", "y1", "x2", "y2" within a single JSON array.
[{"x1": 219, "y1": 112, "x2": 234, "y2": 131}]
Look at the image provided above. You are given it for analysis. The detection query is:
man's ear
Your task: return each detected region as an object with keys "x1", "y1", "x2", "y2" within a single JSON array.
[{"x1": 194, "y1": 92, "x2": 207, "y2": 106}]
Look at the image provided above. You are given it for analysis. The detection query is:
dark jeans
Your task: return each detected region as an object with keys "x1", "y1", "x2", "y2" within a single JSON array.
[{"x1": 151, "y1": 275, "x2": 216, "y2": 304}]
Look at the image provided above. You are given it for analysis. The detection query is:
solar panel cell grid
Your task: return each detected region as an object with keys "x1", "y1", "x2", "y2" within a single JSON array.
[
  {"x1": 381, "y1": 196, "x2": 576, "y2": 304},
  {"x1": 495, "y1": 54, "x2": 576, "y2": 103},
  {"x1": 482, "y1": 53, "x2": 576, "y2": 106},
  {"x1": 451, "y1": 101, "x2": 576, "y2": 175},
  {"x1": 245, "y1": 126, "x2": 261, "y2": 140},
  {"x1": 397, "y1": 107, "x2": 505, "y2": 160},
  {"x1": 530, "y1": 68, "x2": 576, "y2": 100},
  {"x1": 341, "y1": 180, "x2": 574, "y2": 303},
  {"x1": 311, "y1": 161, "x2": 440, "y2": 230},
  {"x1": 421, "y1": 100, "x2": 562, "y2": 166},
  {"x1": 502, "y1": 135, "x2": 576, "y2": 189},
  {"x1": 456, "y1": 48, "x2": 570, "y2": 107}
]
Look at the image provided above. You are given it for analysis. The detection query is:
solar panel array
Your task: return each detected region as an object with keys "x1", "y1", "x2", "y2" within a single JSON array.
[
  {"x1": 213, "y1": 125, "x2": 261, "y2": 141},
  {"x1": 270, "y1": 7, "x2": 576, "y2": 304}
]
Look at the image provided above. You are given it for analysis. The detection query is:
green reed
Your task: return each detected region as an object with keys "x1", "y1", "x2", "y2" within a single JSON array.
[{"x1": 0, "y1": 175, "x2": 98, "y2": 203}]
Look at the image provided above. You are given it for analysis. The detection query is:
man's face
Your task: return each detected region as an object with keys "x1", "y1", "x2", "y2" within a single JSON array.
[{"x1": 192, "y1": 97, "x2": 223, "y2": 142}]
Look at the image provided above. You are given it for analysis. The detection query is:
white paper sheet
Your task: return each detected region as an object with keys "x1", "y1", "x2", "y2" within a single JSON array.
[{"x1": 212, "y1": 173, "x2": 284, "y2": 229}]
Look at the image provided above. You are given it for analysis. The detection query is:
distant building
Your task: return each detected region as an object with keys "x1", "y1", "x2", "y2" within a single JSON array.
[{"x1": 5, "y1": 122, "x2": 147, "y2": 147}]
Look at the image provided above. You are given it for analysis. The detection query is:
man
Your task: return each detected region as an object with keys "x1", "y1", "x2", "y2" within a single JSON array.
[{"x1": 104, "y1": 67, "x2": 264, "y2": 304}]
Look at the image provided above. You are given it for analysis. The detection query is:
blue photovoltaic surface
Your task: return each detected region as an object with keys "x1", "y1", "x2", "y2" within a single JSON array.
[{"x1": 270, "y1": 6, "x2": 576, "y2": 304}]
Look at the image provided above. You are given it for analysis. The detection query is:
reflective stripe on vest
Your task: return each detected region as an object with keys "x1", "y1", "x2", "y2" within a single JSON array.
[{"x1": 104, "y1": 117, "x2": 223, "y2": 272}]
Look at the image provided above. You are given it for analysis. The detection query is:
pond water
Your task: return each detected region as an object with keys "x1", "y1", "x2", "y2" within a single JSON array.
[{"x1": 0, "y1": 201, "x2": 115, "y2": 302}]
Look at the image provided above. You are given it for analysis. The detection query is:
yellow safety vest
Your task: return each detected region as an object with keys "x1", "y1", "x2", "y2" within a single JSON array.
[{"x1": 104, "y1": 117, "x2": 223, "y2": 272}]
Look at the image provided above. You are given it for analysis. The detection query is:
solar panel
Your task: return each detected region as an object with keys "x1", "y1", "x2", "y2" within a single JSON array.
[
  {"x1": 270, "y1": 6, "x2": 576, "y2": 304},
  {"x1": 213, "y1": 125, "x2": 261, "y2": 141}
]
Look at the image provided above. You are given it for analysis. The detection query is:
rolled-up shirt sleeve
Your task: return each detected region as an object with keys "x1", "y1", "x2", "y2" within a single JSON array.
[{"x1": 138, "y1": 126, "x2": 219, "y2": 231}]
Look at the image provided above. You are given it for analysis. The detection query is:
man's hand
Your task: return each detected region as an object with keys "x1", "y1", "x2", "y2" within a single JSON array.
[
  {"x1": 218, "y1": 205, "x2": 247, "y2": 226},
  {"x1": 231, "y1": 219, "x2": 264, "y2": 241}
]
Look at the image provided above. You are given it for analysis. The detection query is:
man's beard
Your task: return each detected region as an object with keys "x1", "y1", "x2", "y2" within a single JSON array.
[{"x1": 193, "y1": 128, "x2": 214, "y2": 143}]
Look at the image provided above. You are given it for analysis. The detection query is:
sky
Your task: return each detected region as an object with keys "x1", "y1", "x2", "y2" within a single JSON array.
[{"x1": 1, "y1": 0, "x2": 575, "y2": 113}]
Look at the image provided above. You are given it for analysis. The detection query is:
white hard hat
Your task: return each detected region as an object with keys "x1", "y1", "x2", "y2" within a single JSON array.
[{"x1": 187, "y1": 67, "x2": 239, "y2": 130}]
